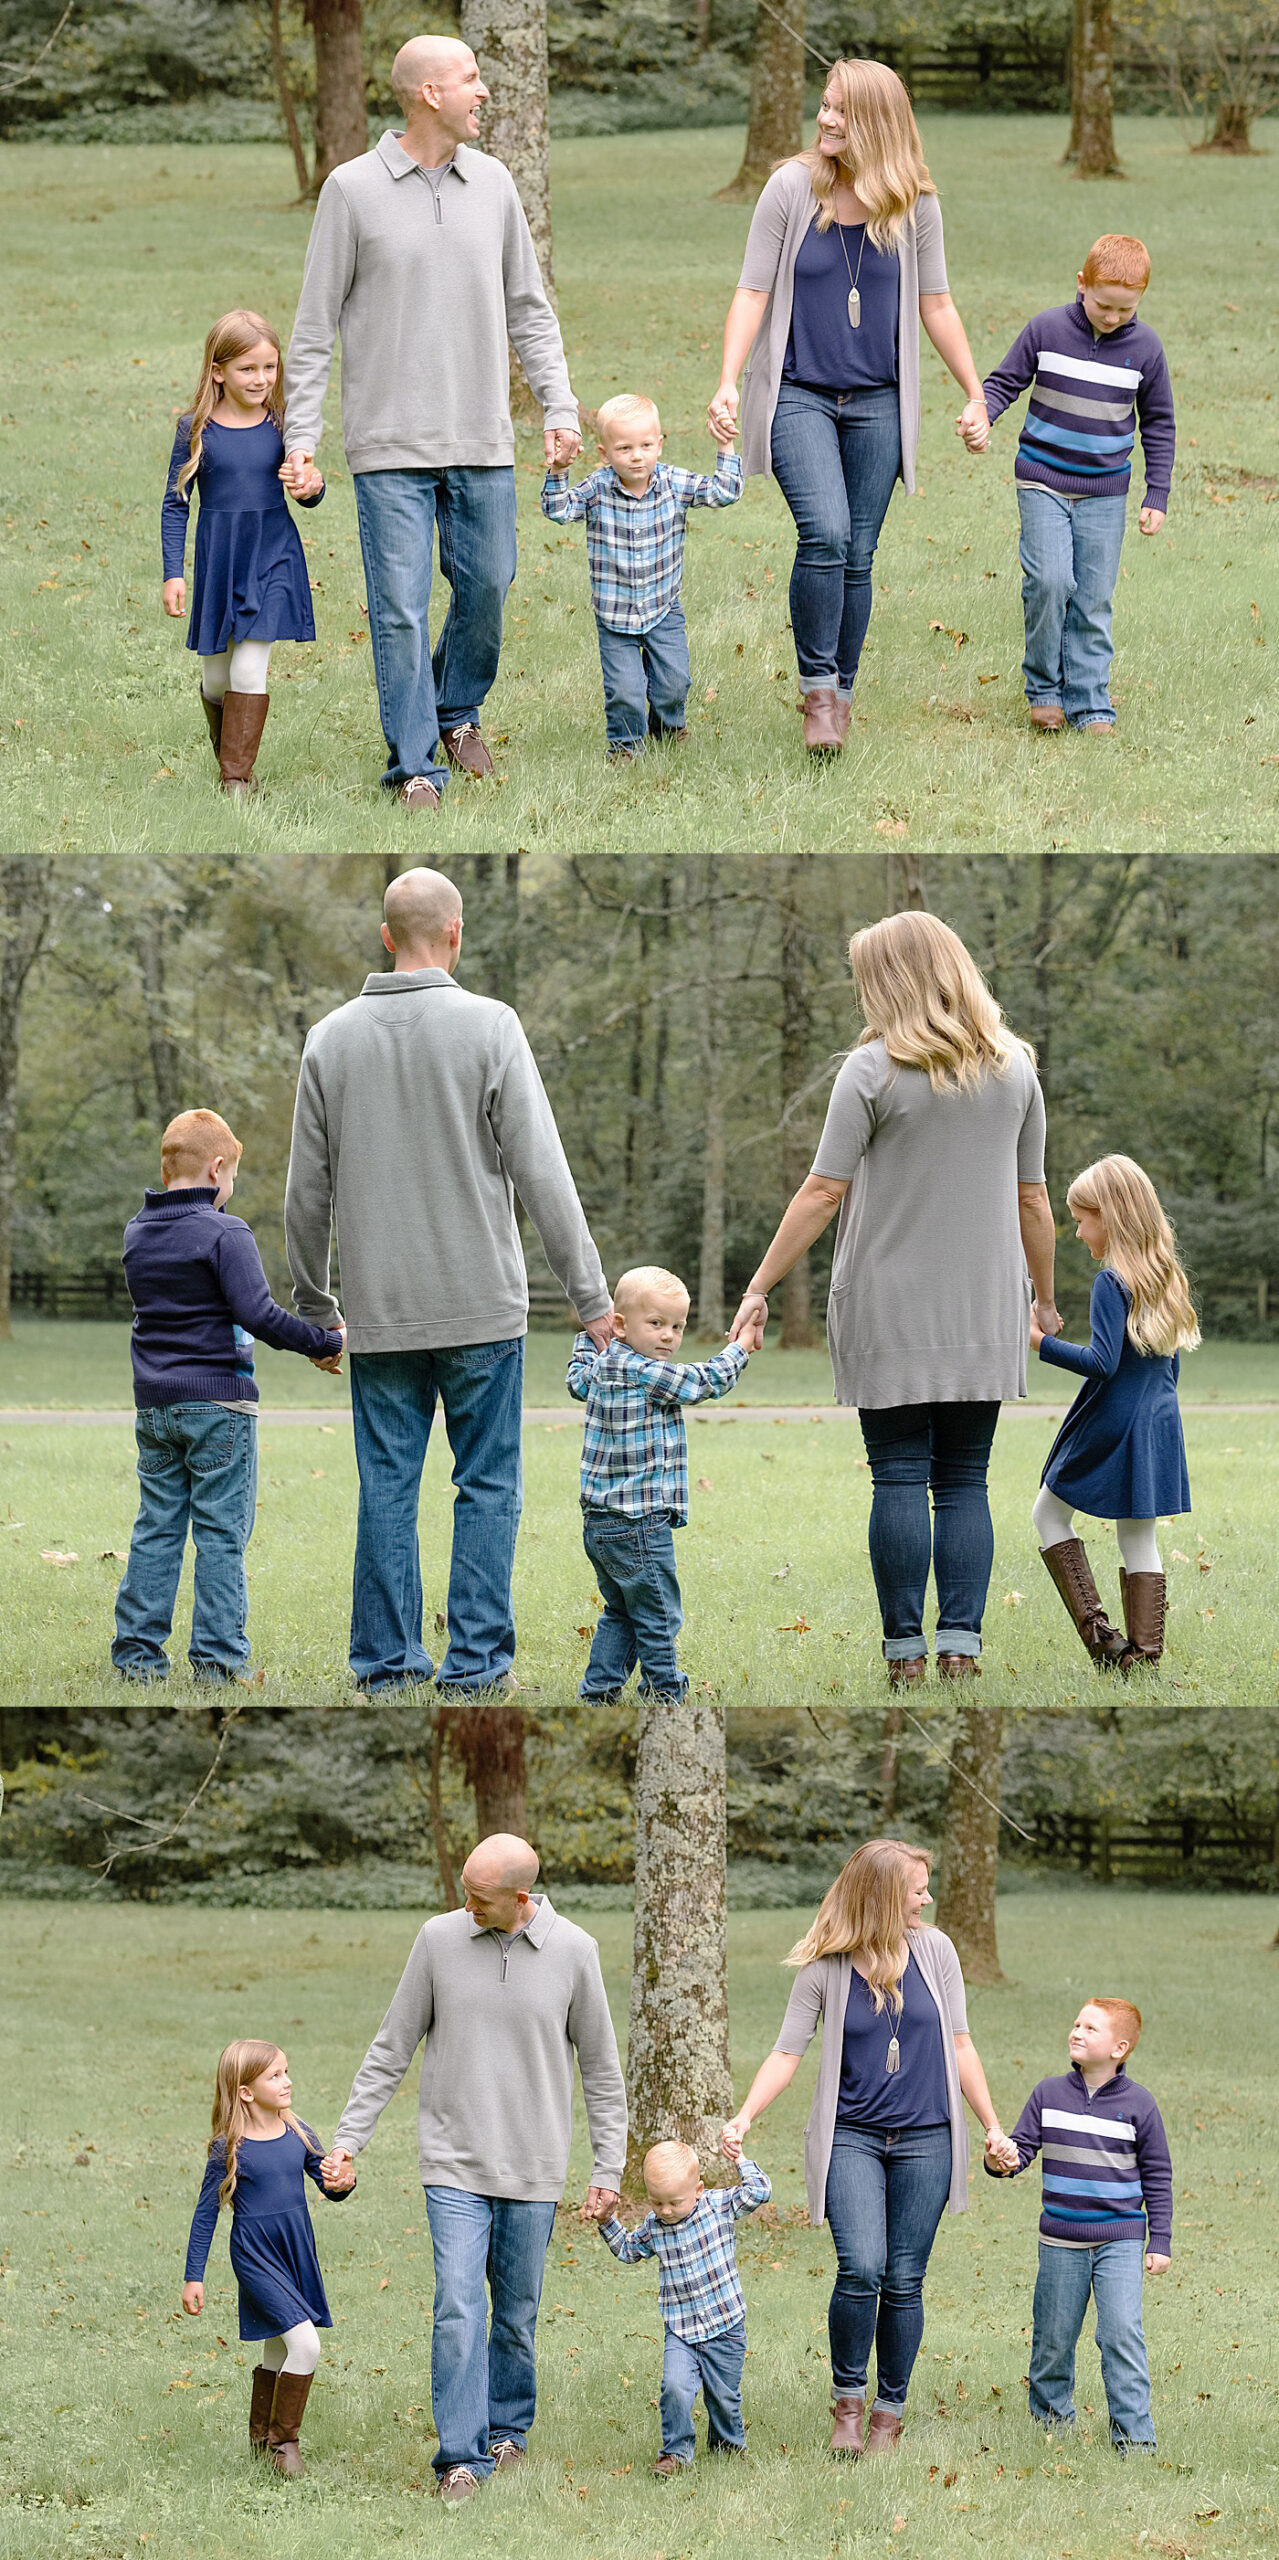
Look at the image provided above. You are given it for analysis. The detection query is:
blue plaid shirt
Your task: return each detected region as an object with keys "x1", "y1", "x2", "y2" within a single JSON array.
[
  {"x1": 567, "y1": 1333, "x2": 747, "y2": 1525},
  {"x1": 600, "y1": 2160, "x2": 771, "y2": 2343},
  {"x1": 541, "y1": 455, "x2": 743, "y2": 634}
]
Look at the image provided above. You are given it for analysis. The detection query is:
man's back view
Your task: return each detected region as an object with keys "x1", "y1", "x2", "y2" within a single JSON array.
[{"x1": 286, "y1": 867, "x2": 611, "y2": 1693}]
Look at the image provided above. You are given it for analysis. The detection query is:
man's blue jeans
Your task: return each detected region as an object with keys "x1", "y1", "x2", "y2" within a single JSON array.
[
  {"x1": 580, "y1": 1511, "x2": 688, "y2": 1699},
  {"x1": 423, "y1": 2187, "x2": 557, "y2": 2481},
  {"x1": 824, "y1": 2123, "x2": 952, "y2": 2408},
  {"x1": 595, "y1": 605, "x2": 690, "y2": 749},
  {"x1": 112, "y1": 1403, "x2": 257, "y2": 1681},
  {"x1": 348, "y1": 1341, "x2": 524, "y2": 1693},
  {"x1": 353, "y1": 466, "x2": 518, "y2": 789},
  {"x1": 1029, "y1": 2239, "x2": 1154, "y2": 2447},
  {"x1": 857, "y1": 1401, "x2": 1001, "y2": 1661},
  {"x1": 660, "y1": 2321, "x2": 747, "y2": 2462},
  {"x1": 769, "y1": 383, "x2": 901, "y2": 690},
  {"x1": 1017, "y1": 484, "x2": 1128, "y2": 728}
]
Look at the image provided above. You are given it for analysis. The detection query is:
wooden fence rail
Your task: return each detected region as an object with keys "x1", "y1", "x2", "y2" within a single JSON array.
[{"x1": 1027, "y1": 1811, "x2": 1278, "y2": 1885}]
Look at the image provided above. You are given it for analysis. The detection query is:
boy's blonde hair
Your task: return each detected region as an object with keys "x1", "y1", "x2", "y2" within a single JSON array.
[
  {"x1": 849, "y1": 911, "x2": 1033, "y2": 1094},
  {"x1": 644, "y1": 2140, "x2": 701, "y2": 2188},
  {"x1": 596, "y1": 394, "x2": 661, "y2": 441},
  {"x1": 798, "y1": 58, "x2": 937, "y2": 251},
  {"x1": 614, "y1": 1265, "x2": 688, "y2": 1311},
  {"x1": 786, "y1": 1838, "x2": 931, "y2": 2017},
  {"x1": 1066, "y1": 1155, "x2": 1200, "y2": 1358},
  {"x1": 1081, "y1": 234, "x2": 1150, "y2": 290},
  {"x1": 1086, "y1": 1996, "x2": 1142, "y2": 2054},
  {"x1": 161, "y1": 1109, "x2": 241, "y2": 1185}
]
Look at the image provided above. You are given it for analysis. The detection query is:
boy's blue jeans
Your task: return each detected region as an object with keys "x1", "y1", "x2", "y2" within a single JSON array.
[
  {"x1": 580, "y1": 1510, "x2": 688, "y2": 1699},
  {"x1": 353, "y1": 466, "x2": 518, "y2": 789},
  {"x1": 768, "y1": 382, "x2": 902, "y2": 690},
  {"x1": 660, "y1": 2320, "x2": 747, "y2": 2463},
  {"x1": 857, "y1": 1401, "x2": 1000, "y2": 1661},
  {"x1": 824, "y1": 2123, "x2": 952, "y2": 2407},
  {"x1": 349, "y1": 1340, "x2": 524, "y2": 1694},
  {"x1": 595, "y1": 605, "x2": 690, "y2": 749},
  {"x1": 1017, "y1": 484, "x2": 1128, "y2": 728},
  {"x1": 112, "y1": 1403, "x2": 257, "y2": 1681},
  {"x1": 423, "y1": 2186, "x2": 558, "y2": 2481},
  {"x1": 1029, "y1": 2238, "x2": 1155, "y2": 2447}
]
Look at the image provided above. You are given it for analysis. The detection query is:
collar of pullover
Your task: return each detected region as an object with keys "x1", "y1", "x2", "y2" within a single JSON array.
[
  {"x1": 358, "y1": 967, "x2": 460, "y2": 996},
  {"x1": 466, "y1": 1892, "x2": 557, "y2": 1950},
  {"x1": 1068, "y1": 2060, "x2": 1128, "y2": 2100},
  {"x1": 137, "y1": 1186, "x2": 221, "y2": 1220},
  {"x1": 377, "y1": 129, "x2": 470, "y2": 184}
]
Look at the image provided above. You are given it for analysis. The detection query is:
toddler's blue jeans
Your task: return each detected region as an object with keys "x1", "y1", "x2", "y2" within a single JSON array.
[
  {"x1": 1017, "y1": 485, "x2": 1128, "y2": 728},
  {"x1": 1029, "y1": 2238, "x2": 1154, "y2": 2448},
  {"x1": 112, "y1": 1402, "x2": 257, "y2": 1680},
  {"x1": 595, "y1": 605, "x2": 690, "y2": 749},
  {"x1": 660, "y1": 2321, "x2": 747, "y2": 2463},
  {"x1": 580, "y1": 1510, "x2": 688, "y2": 1699}
]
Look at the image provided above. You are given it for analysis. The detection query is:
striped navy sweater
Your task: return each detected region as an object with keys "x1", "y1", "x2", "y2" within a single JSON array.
[
  {"x1": 988, "y1": 2064, "x2": 1173, "y2": 2253},
  {"x1": 982, "y1": 295, "x2": 1175, "y2": 511}
]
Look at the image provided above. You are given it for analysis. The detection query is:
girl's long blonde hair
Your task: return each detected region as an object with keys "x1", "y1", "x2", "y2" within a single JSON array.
[
  {"x1": 798, "y1": 58, "x2": 937, "y2": 250},
  {"x1": 786, "y1": 1838, "x2": 932, "y2": 2014},
  {"x1": 1067, "y1": 1155, "x2": 1201, "y2": 1357},
  {"x1": 207, "y1": 2040, "x2": 320, "y2": 2208},
  {"x1": 849, "y1": 910, "x2": 1032, "y2": 1093},
  {"x1": 175, "y1": 311, "x2": 284, "y2": 499}
]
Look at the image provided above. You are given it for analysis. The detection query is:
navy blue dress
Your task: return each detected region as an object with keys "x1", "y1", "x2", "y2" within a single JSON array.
[
  {"x1": 161, "y1": 415, "x2": 323, "y2": 655},
  {"x1": 184, "y1": 2123, "x2": 352, "y2": 2341},
  {"x1": 1038, "y1": 1268, "x2": 1190, "y2": 1518}
]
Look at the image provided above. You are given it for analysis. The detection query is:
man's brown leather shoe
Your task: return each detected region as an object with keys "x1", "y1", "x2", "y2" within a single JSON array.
[
  {"x1": 830, "y1": 2395, "x2": 865, "y2": 2457},
  {"x1": 864, "y1": 2409, "x2": 904, "y2": 2455},
  {"x1": 397, "y1": 774, "x2": 441, "y2": 812},
  {"x1": 441, "y1": 722, "x2": 494, "y2": 778},
  {"x1": 653, "y1": 2452, "x2": 690, "y2": 2478},
  {"x1": 1029, "y1": 704, "x2": 1064, "y2": 731},
  {"x1": 801, "y1": 688, "x2": 844, "y2": 753}
]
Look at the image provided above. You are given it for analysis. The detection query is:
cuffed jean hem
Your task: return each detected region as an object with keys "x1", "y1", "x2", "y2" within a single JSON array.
[
  {"x1": 882, "y1": 1637, "x2": 929, "y2": 1661},
  {"x1": 934, "y1": 1628, "x2": 982, "y2": 1656}
]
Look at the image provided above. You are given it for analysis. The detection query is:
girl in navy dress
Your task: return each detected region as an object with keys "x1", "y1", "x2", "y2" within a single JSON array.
[
  {"x1": 183, "y1": 2039, "x2": 353, "y2": 2476},
  {"x1": 1030, "y1": 1155, "x2": 1199, "y2": 1670},
  {"x1": 162, "y1": 311, "x2": 324, "y2": 798}
]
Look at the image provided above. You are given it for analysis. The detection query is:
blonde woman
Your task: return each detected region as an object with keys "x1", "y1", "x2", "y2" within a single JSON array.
[
  {"x1": 720, "y1": 1840, "x2": 1007, "y2": 2457},
  {"x1": 707, "y1": 61, "x2": 987, "y2": 753},
  {"x1": 729, "y1": 912, "x2": 1058, "y2": 1682},
  {"x1": 1031, "y1": 1154, "x2": 1199, "y2": 1670}
]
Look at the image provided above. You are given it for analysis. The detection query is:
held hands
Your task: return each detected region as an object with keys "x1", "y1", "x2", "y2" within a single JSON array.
[
  {"x1": 728, "y1": 1291, "x2": 768, "y2": 1352},
  {"x1": 545, "y1": 425, "x2": 582, "y2": 472},
  {"x1": 720, "y1": 2112, "x2": 750, "y2": 2163},
  {"x1": 583, "y1": 1306, "x2": 615, "y2": 1355},
  {"x1": 984, "y1": 2126, "x2": 1019, "y2": 2175},
  {"x1": 279, "y1": 447, "x2": 314, "y2": 497},
  {"x1": 707, "y1": 384, "x2": 739, "y2": 443},
  {"x1": 182, "y1": 2281, "x2": 203, "y2": 2315},
  {"x1": 163, "y1": 577, "x2": 186, "y2": 618},
  {"x1": 578, "y1": 2186, "x2": 619, "y2": 2224},
  {"x1": 1139, "y1": 508, "x2": 1166, "y2": 536},
  {"x1": 309, "y1": 1318, "x2": 347, "y2": 1376},
  {"x1": 1146, "y1": 2251, "x2": 1171, "y2": 2276},
  {"x1": 956, "y1": 397, "x2": 990, "y2": 454},
  {"x1": 319, "y1": 2146, "x2": 357, "y2": 2192},
  {"x1": 1032, "y1": 1300, "x2": 1062, "y2": 1350}
]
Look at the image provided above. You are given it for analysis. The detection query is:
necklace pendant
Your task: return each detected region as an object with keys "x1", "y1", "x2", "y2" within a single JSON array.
[
  {"x1": 885, "y1": 2034, "x2": 900, "y2": 2075},
  {"x1": 847, "y1": 286, "x2": 861, "y2": 328}
]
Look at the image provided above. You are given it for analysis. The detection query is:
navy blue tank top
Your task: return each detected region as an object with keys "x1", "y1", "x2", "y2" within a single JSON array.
[
  {"x1": 783, "y1": 220, "x2": 900, "y2": 393},
  {"x1": 836, "y1": 1949, "x2": 950, "y2": 2130}
]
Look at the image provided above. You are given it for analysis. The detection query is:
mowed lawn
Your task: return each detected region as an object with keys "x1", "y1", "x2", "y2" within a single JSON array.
[
  {"x1": 1, "y1": 118, "x2": 1276, "y2": 859},
  {"x1": 2, "y1": 1896, "x2": 1275, "y2": 2560}
]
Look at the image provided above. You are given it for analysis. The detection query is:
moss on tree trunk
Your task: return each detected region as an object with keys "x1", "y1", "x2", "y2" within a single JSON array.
[
  {"x1": 624, "y1": 1684, "x2": 733, "y2": 2191},
  {"x1": 462, "y1": 0, "x2": 555, "y2": 419},
  {"x1": 716, "y1": 0, "x2": 806, "y2": 201},
  {"x1": 935, "y1": 1689, "x2": 1005, "y2": 1983}
]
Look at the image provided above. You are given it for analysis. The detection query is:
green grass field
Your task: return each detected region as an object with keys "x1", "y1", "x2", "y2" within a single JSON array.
[
  {"x1": 2, "y1": 119, "x2": 1276, "y2": 858},
  {"x1": 2, "y1": 1894, "x2": 1275, "y2": 2560}
]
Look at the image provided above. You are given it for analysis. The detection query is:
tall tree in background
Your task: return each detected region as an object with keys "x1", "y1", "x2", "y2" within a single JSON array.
[
  {"x1": 934, "y1": 1697, "x2": 1006, "y2": 1982},
  {"x1": 0, "y1": 859, "x2": 52, "y2": 1339},
  {"x1": 625, "y1": 1683, "x2": 733, "y2": 2181},
  {"x1": 1072, "y1": 0, "x2": 1123, "y2": 173},
  {"x1": 778, "y1": 853, "x2": 816, "y2": 1349},
  {"x1": 305, "y1": 0, "x2": 367, "y2": 191},
  {"x1": 717, "y1": 0, "x2": 807, "y2": 200},
  {"x1": 462, "y1": 0, "x2": 555, "y2": 415}
]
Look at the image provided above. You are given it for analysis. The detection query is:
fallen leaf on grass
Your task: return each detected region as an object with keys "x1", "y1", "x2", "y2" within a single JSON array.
[
  {"x1": 978, "y1": 671, "x2": 1000, "y2": 683},
  {"x1": 929, "y1": 620, "x2": 969, "y2": 650},
  {"x1": 42, "y1": 1550, "x2": 79, "y2": 1566},
  {"x1": 379, "y1": 2278, "x2": 389, "y2": 2290},
  {"x1": 1002, "y1": 1589, "x2": 1024, "y2": 1608},
  {"x1": 99, "y1": 1549, "x2": 128, "y2": 1562},
  {"x1": 1171, "y1": 1549, "x2": 1191, "y2": 1563},
  {"x1": 875, "y1": 817, "x2": 910, "y2": 836},
  {"x1": 776, "y1": 1617, "x2": 812, "y2": 1634},
  {"x1": 696, "y1": 1475, "x2": 714, "y2": 1492}
]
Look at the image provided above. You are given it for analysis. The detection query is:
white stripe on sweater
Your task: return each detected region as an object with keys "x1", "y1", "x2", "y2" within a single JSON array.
[
  {"x1": 1037, "y1": 349, "x2": 1143, "y2": 390},
  {"x1": 1041, "y1": 2106, "x2": 1135, "y2": 2142}
]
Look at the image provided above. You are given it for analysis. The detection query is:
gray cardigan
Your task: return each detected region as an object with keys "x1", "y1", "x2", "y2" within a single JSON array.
[
  {"x1": 774, "y1": 1923, "x2": 971, "y2": 2223},
  {"x1": 737, "y1": 162, "x2": 949, "y2": 492}
]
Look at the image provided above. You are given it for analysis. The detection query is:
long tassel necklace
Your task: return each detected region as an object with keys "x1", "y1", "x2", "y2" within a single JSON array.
[{"x1": 836, "y1": 216, "x2": 868, "y2": 329}]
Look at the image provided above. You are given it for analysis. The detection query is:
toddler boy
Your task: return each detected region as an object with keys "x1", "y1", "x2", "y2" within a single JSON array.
[
  {"x1": 567, "y1": 1265, "x2": 748, "y2": 1701},
  {"x1": 541, "y1": 393, "x2": 742, "y2": 758},
  {"x1": 985, "y1": 1996, "x2": 1172, "y2": 2452},
  {"x1": 113, "y1": 1108, "x2": 344, "y2": 1684},
  {"x1": 958, "y1": 235, "x2": 1175, "y2": 733},
  {"x1": 597, "y1": 2141, "x2": 771, "y2": 2475}
]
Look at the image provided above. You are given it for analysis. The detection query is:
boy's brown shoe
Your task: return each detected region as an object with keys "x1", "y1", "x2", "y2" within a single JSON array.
[
  {"x1": 1029, "y1": 704, "x2": 1065, "y2": 731},
  {"x1": 830, "y1": 2395, "x2": 865, "y2": 2457},
  {"x1": 653, "y1": 2453, "x2": 691, "y2": 2478}
]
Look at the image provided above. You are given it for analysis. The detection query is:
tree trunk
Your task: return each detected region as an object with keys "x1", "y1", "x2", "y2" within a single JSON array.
[
  {"x1": 696, "y1": 0, "x2": 713, "y2": 49},
  {"x1": 934, "y1": 1692, "x2": 1005, "y2": 1983},
  {"x1": 0, "y1": 860, "x2": 51, "y2": 1338},
  {"x1": 305, "y1": 0, "x2": 366, "y2": 196},
  {"x1": 696, "y1": 859, "x2": 727, "y2": 1339},
  {"x1": 625, "y1": 1685, "x2": 733, "y2": 2187},
  {"x1": 269, "y1": 0, "x2": 311, "y2": 194},
  {"x1": 879, "y1": 1697, "x2": 904, "y2": 1822},
  {"x1": 446, "y1": 1701, "x2": 528, "y2": 1839},
  {"x1": 462, "y1": 0, "x2": 554, "y2": 419},
  {"x1": 132, "y1": 922, "x2": 184, "y2": 1126},
  {"x1": 716, "y1": 0, "x2": 806, "y2": 201},
  {"x1": 1073, "y1": 0, "x2": 1122, "y2": 178},
  {"x1": 1062, "y1": 0, "x2": 1085, "y2": 158},
  {"x1": 779, "y1": 854, "x2": 814, "y2": 1350},
  {"x1": 1194, "y1": 101, "x2": 1255, "y2": 153}
]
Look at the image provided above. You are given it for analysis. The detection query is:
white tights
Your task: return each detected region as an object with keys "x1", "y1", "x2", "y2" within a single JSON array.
[
  {"x1": 1032, "y1": 1488, "x2": 1162, "y2": 1576},
  {"x1": 260, "y1": 2319, "x2": 321, "y2": 2375},
  {"x1": 201, "y1": 640, "x2": 272, "y2": 699}
]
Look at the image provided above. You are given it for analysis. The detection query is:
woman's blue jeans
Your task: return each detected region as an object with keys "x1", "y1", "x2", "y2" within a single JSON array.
[
  {"x1": 112, "y1": 1403, "x2": 257, "y2": 1681},
  {"x1": 423, "y1": 2186, "x2": 558, "y2": 2480},
  {"x1": 1029, "y1": 2239, "x2": 1154, "y2": 2447},
  {"x1": 824, "y1": 2123, "x2": 952, "y2": 2408},
  {"x1": 353, "y1": 465, "x2": 518, "y2": 789},
  {"x1": 769, "y1": 383, "x2": 901, "y2": 690},
  {"x1": 858, "y1": 1401, "x2": 1000, "y2": 1660},
  {"x1": 1017, "y1": 484, "x2": 1128, "y2": 728}
]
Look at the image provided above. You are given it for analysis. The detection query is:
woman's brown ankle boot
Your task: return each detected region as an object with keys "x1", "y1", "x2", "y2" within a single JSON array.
[
  {"x1": 1119, "y1": 1567, "x2": 1166, "y2": 1667},
  {"x1": 249, "y1": 2364, "x2": 276, "y2": 2454},
  {"x1": 1039, "y1": 1539, "x2": 1129, "y2": 1667},
  {"x1": 830, "y1": 2395, "x2": 865, "y2": 2456}
]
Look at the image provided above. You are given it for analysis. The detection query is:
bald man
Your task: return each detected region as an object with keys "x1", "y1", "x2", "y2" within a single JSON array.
[
  {"x1": 281, "y1": 35, "x2": 581, "y2": 807},
  {"x1": 321, "y1": 1837, "x2": 627, "y2": 2502},
  {"x1": 284, "y1": 868, "x2": 611, "y2": 1695}
]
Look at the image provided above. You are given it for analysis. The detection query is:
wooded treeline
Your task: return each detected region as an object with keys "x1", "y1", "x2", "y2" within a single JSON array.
[{"x1": 6, "y1": 851, "x2": 1278, "y2": 1344}]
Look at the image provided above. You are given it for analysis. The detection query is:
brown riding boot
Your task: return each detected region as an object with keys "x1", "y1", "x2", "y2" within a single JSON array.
[
  {"x1": 864, "y1": 2409, "x2": 904, "y2": 2455},
  {"x1": 266, "y1": 2369, "x2": 313, "y2": 2476},
  {"x1": 830, "y1": 2395, "x2": 865, "y2": 2457},
  {"x1": 249, "y1": 2364, "x2": 276, "y2": 2455},
  {"x1": 1039, "y1": 1538, "x2": 1129, "y2": 1668},
  {"x1": 1120, "y1": 1567, "x2": 1166, "y2": 1668},
  {"x1": 801, "y1": 688, "x2": 844, "y2": 754},
  {"x1": 218, "y1": 690, "x2": 269, "y2": 798},
  {"x1": 200, "y1": 689, "x2": 224, "y2": 761}
]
